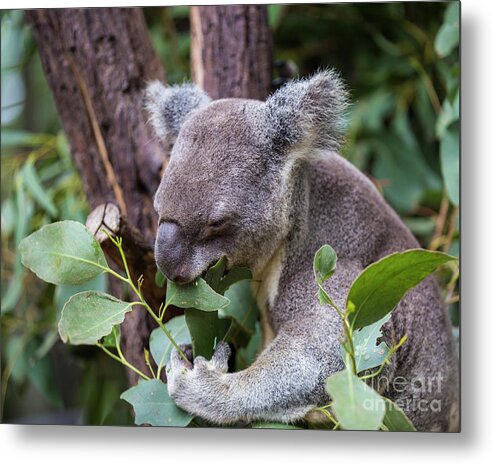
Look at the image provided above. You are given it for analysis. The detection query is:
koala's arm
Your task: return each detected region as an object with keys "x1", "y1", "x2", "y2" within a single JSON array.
[{"x1": 166, "y1": 316, "x2": 343, "y2": 424}]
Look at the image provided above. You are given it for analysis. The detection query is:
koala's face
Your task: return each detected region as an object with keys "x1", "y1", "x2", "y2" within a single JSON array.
[
  {"x1": 146, "y1": 72, "x2": 346, "y2": 283},
  {"x1": 153, "y1": 99, "x2": 283, "y2": 283}
]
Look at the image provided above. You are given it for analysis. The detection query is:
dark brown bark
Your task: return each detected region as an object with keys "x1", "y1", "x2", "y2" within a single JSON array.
[
  {"x1": 86, "y1": 203, "x2": 166, "y2": 311},
  {"x1": 27, "y1": 8, "x2": 167, "y2": 385},
  {"x1": 191, "y1": 5, "x2": 273, "y2": 100},
  {"x1": 27, "y1": 6, "x2": 273, "y2": 387}
]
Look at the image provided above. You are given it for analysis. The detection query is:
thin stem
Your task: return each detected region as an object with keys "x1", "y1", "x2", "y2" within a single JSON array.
[
  {"x1": 97, "y1": 343, "x2": 150, "y2": 380},
  {"x1": 145, "y1": 350, "x2": 156, "y2": 379},
  {"x1": 318, "y1": 285, "x2": 357, "y2": 374},
  {"x1": 156, "y1": 362, "x2": 165, "y2": 381},
  {"x1": 314, "y1": 406, "x2": 339, "y2": 427},
  {"x1": 112, "y1": 237, "x2": 188, "y2": 362},
  {"x1": 359, "y1": 335, "x2": 407, "y2": 381}
]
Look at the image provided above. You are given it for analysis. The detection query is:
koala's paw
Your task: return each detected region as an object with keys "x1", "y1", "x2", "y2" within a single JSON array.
[{"x1": 166, "y1": 342, "x2": 232, "y2": 414}]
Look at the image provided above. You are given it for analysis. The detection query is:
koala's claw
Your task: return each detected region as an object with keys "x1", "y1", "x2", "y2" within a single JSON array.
[
  {"x1": 211, "y1": 341, "x2": 231, "y2": 372},
  {"x1": 166, "y1": 342, "x2": 232, "y2": 413}
]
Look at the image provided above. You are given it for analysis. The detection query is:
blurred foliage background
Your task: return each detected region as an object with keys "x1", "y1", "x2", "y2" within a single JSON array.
[{"x1": 1, "y1": 2, "x2": 459, "y2": 425}]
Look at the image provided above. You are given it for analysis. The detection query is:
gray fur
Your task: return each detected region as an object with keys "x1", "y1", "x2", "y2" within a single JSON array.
[
  {"x1": 144, "y1": 81, "x2": 211, "y2": 144},
  {"x1": 146, "y1": 71, "x2": 459, "y2": 431}
]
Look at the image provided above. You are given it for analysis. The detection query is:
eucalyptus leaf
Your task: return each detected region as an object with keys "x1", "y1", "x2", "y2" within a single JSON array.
[
  {"x1": 436, "y1": 99, "x2": 459, "y2": 139},
  {"x1": 347, "y1": 249, "x2": 456, "y2": 330},
  {"x1": 204, "y1": 256, "x2": 226, "y2": 290},
  {"x1": 383, "y1": 398, "x2": 416, "y2": 431},
  {"x1": 252, "y1": 422, "x2": 302, "y2": 429},
  {"x1": 342, "y1": 314, "x2": 390, "y2": 373},
  {"x1": 54, "y1": 272, "x2": 108, "y2": 322},
  {"x1": 185, "y1": 308, "x2": 230, "y2": 359},
  {"x1": 102, "y1": 325, "x2": 121, "y2": 348},
  {"x1": 235, "y1": 322, "x2": 261, "y2": 371},
  {"x1": 435, "y1": 23, "x2": 459, "y2": 57},
  {"x1": 0, "y1": 130, "x2": 53, "y2": 148},
  {"x1": 204, "y1": 257, "x2": 252, "y2": 295},
  {"x1": 120, "y1": 379, "x2": 193, "y2": 427},
  {"x1": 440, "y1": 123, "x2": 459, "y2": 206},
  {"x1": 2, "y1": 174, "x2": 33, "y2": 313},
  {"x1": 166, "y1": 277, "x2": 229, "y2": 311},
  {"x1": 325, "y1": 369, "x2": 386, "y2": 430},
  {"x1": 220, "y1": 280, "x2": 259, "y2": 335},
  {"x1": 435, "y1": 2, "x2": 459, "y2": 57},
  {"x1": 313, "y1": 244, "x2": 337, "y2": 284},
  {"x1": 22, "y1": 158, "x2": 58, "y2": 217},
  {"x1": 58, "y1": 291, "x2": 134, "y2": 345},
  {"x1": 216, "y1": 267, "x2": 252, "y2": 294},
  {"x1": 155, "y1": 270, "x2": 165, "y2": 288},
  {"x1": 19, "y1": 220, "x2": 108, "y2": 285},
  {"x1": 149, "y1": 315, "x2": 191, "y2": 370}
]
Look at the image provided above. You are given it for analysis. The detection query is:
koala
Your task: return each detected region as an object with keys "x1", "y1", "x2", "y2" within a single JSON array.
[{"x1": 145, "y1": 71, "x2": 459, "y2": 432}]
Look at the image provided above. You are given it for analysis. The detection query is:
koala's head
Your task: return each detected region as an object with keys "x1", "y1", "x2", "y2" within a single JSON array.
[{"x1": 145, "y1": 71, "x2": 347, "y2": 283}]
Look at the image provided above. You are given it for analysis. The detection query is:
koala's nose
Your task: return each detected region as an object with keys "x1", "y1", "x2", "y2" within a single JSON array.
[{"x1": 155, "y1": 222, "x2": 193, "y2": 283}]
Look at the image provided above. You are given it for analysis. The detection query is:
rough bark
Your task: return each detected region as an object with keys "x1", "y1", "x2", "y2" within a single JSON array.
[
  {"x1": 86, "y1": 203, "x2": 167, "y2": 311},
  {"x1": 27, "y1": 8, "x2": 167, "y2": 384},
  {"x1": 191, "y1": 5, "x2": 273, "y2": 100},
  {"x1": 27, "y1": 6, "x2": 273, "y2": 387}
]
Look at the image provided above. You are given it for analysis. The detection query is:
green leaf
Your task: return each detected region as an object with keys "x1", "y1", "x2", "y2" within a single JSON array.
[
  {"x1": 4, "y1": 335, "x2": 28, "y2": 384},
  {"x1": 102, "y1": 325, "x2": 121, "y2": 348},
  {"x1": 19, "y1": 220, "x2": 108, "y2": 285},
  {"x1": 120, "y1": 379, "x2": 193, "y2": 427},
  {"x1": 204, "y1": 256, "x2": 226, "y2": 290},
  {"x1": 436, "y1": 99, "x2": 459, "y2": 139},
  {"x1": 435, "y1": 3, "x2": 459, "y2": 57},
  {"x1": 166, "y1": 277, "x2": 229, "y2": 311},
  {"x1": 2, "y1": 173, "x2": 34, "y2": 313},
  {"x1": 252, "y1": 422, "x2": 302, "y2": 429},
  {"x1": 444, "y1": 1, "x2": 459, "y2": 25},
  {"x1": 220, "y1": 280, "x2": 259, "y2": 335},
  {"x1": 435, "y1": 24, "x2": 459, "y2": 57},
  {"x1": 203, "y1": 257, "x2": 252, "y2": 295},
  {"x1": 235, "y1": 322, "x2": 261, "y2": 371},
  {"x1": 1, "y1": 198, "x2": 15, "y2": 237},
  {"x1": 54, "y1": 273, "x2": 108, "y2": 322},
  {"x1": 58, "y1": 291, "x2": 134, "y2": 345},
  {"x1": 149, "y1": 315, "x2": 191, "y2": 370},
  {"x1": 313, "y1": 244, "x2": 337, "y2": 284},
  {"x1": 21, "y1": 158, "x2": 58, "y2": 217},
  {"x1": 371, "y1": 133, "x2": 440, "y2": 214},
  {"x1": 0, "y1": 130, "x2": 53, "y2": 148},
  {"x1": 216, "y1": 267, "x2": 252, "y2": 294},
  {"x1": 342, "y1": 314, "x2": 390, "y2": 374},
  {"x1": 383, "y1": 398, "x2": 416, "y2": 431},
  {"x1": 185, "y1": 308, "x2": 230, "y2": 359},
  {"x1": 155, "y1": 269, "x2": 166, "y2": 288},
  {"x1": 325, "y1": 369, "x2": 386, "y2": 430},
  {"x1": 313, "y1": 245, "x2": 338, "y2": 306},
  {"x1": 440, "y1": 122, "x2": 459, "y2": 206},
  {"x1": 404, "y1": 217, "x2": 436, "y2": 237},
  {"x1": 27, "y1": 348, "x2": 63, "y2": 408},
  {"x1": 347, "y1": 249, "x2": 456, "y2": 330}
]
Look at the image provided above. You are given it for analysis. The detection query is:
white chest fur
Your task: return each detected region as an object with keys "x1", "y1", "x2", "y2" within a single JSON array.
[{"x1": 251, "y1": 244, "x2": 285, "y2": 347}]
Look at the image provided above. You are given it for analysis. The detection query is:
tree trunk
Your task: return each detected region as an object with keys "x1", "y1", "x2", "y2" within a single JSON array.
[
  {"x1": 27, "y1": 5, "x2": 273, "y2": 386},
  {"x1": 27, "y1": 8, "x2": 167, "y2": 385},
  {"x1": 191, "y1": 5, "x2": 273, "y2": 100}
]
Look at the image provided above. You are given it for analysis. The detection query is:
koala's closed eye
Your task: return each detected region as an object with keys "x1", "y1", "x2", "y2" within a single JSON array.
[{"x1": 203, "y1": 217, "x2": 234, "y2": 238}]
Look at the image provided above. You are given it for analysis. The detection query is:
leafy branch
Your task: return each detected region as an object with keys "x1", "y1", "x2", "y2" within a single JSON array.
[{"x1": 313, "y1": 244, "x2": 456, "y2": 431}]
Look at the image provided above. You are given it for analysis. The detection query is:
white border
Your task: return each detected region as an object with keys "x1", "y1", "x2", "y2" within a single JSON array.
[{"x1": 2, "y1": 0, "x2": 491, "y2": 462}]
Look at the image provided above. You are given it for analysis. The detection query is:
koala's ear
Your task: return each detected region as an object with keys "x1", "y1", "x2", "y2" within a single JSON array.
[
  {"x1": 144, "y1": 81, "x2": 211, "y2": 143},
  {"x1": 264, "y1": 70, "x2": 348, "y2": 154}
]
